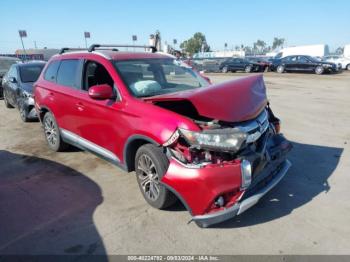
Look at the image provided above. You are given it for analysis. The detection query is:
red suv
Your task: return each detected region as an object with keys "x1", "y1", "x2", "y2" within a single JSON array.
[{"x1": 34, "y1": 44, "x2": 292, "y2": 227}]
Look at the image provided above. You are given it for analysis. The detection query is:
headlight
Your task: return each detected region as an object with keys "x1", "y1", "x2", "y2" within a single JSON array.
[
  {"x1": 23, "y1": 91, "x2": 33, "y2": 98},
  {"x1": 179, "y1": 128, "x2": 247, "y2": 152}
]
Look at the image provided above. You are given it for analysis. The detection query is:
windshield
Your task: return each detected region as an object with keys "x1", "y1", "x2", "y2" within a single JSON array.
[
  {"x1": 19, "y1": 64, "x2": 44, "y2": 83},
  {"x1": 113, "y1": 58, "x2": 209, "y2": 97}
]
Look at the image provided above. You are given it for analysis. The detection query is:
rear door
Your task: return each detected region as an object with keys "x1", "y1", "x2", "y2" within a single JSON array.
[
  {"x1": 285, "y1": 56, "x2": 298, "y2": 71},
  {"x1": 46, "y1": 59, "x2": 84, "y2": 135}
]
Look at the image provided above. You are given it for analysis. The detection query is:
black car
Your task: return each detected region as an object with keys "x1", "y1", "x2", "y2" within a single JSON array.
[
  {"x1": 2, "y1": 62, "x2": 45, "y2": 121},
  {"x1": 270, "y1": 55, "x2": 341, "y2": 75},
  {"x1": 219, "y1": 57, "x2": 263, "y2": 73}
]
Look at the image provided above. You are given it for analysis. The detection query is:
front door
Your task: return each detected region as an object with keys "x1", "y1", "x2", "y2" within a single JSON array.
[{"x1": 72, "y1": 59, "x2": 124, "y2": 163}]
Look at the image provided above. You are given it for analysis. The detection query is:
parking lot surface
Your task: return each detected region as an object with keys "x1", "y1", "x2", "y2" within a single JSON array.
[{"x1": 0, "y1": 71, "x2": 350, "y2": 255}]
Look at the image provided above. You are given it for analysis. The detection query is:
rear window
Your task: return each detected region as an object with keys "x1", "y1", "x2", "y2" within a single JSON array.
[
  {"x1": 19, "y1": 64, "x2": 44, "y2": 83},
  {"x1": 44, "y1": 60, "x2": 60, "y2": 82},
  {"x1": 56, "y1": 60, "x2": 81, "y2": 88}
]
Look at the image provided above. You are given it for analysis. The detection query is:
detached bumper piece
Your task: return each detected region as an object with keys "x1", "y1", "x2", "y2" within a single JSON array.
[{"x1": 192, "y1": 159, "x2": 292, "y2": 228}]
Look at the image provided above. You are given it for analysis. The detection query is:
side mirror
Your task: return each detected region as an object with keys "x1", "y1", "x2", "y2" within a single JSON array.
[
  {"x1": 88, "y1": 84, "x2": 114, "y2": 100},
  {"x1": 9, "y1": 77, "x2": 17, "y2": 83}
]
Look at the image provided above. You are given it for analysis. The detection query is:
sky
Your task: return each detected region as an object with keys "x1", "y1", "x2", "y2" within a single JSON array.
[{"x1": 0, "y1": 0, "x2": 349, "y2": 53}]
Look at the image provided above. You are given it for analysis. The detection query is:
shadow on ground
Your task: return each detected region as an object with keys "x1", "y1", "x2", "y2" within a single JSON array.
[
  {"x1": 0, "y1": 150, "x2": 107, "y2": 259},
  {"x1": 213, "y1": 141, "x2": 343, "y2": 228}
]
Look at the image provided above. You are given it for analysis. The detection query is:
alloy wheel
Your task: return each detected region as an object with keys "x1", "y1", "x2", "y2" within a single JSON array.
[
  {"x1": 277, "y1": 65, "x2": 284, "y2": 73},
  {"x1": 137, "y1": 154, "x2": 160, "y2": 201},
  {"x1": 44, "y1": 117, "x2": 58, "y2": 147}
]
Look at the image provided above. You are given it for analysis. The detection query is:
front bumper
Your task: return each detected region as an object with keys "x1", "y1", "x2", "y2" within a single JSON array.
[
  {"x1": 161, "y1": 133, "x2": 292, "y2": 227},
  {"x1": 192, "y1": 159, "x2": 291, "y2": 227}
]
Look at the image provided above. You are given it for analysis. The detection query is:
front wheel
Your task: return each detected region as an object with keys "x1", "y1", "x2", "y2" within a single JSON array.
[
  {"x1": 19, "y1": 103, "x2": 30, "y2": 122},
  {"x1": 315, "y1": 66, "x2": 324, "y2": 75},
  {"x1": 221, "y1": 66, "x2": 228, "y2": 73},
  {"x1": 346, "y1": 64, "x2": 350, "y2": 71},
  {"x1": 245, "y1": 65, "x2": 252, "y2": 73},
  {"x1": 135, "y1": 144, "x2": 177, "y2": 209}
]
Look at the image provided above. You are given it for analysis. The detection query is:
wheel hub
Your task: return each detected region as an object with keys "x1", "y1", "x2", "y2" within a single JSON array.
[{"x1": 137, "y1": 154, "x2": 160, "y2": 201}]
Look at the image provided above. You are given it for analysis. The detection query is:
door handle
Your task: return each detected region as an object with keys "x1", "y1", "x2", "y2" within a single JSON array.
[{"x1": 76, "y1": 102, "x2": 85, "y2": 111}]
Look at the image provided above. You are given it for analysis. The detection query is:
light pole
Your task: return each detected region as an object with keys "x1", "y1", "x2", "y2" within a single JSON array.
[
  {"x1": 132, "y1": 35, "x2": 137, "y2": 52},
  {"x1": 173, "y1": 39, "x2": 177, "y2": 50},
  {"x1": 84, "y1": 32, "x2": 91, "y2": 48},
  {"x1": 18, "y1": 30, "x2": 27, "y2": 60}
]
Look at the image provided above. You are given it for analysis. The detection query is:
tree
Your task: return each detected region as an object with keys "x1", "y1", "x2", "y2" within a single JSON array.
[
  {"x1": 180, "y1": 32, "x2": 210, "y2": 55},
  {"x1": 335, "y1": 47, "x2": 344, "y2": 55},
  {"x1": 272, "y1": 37, "x2": 285, "y2": 50},
  {"x1": 253, "y1": 40, "x2": 266, "y2": 55}
]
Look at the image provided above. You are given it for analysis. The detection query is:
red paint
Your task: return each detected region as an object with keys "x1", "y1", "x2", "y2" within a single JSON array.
[
  {"x1": 161, "y1": 159, "x2": 243, "y2": 215},
  {"x1": 34, "y1": 50, "x2": 287, "y2": 221},
  {"x1": 145, "y1": 74, "x2": 267, "y2": 122}
]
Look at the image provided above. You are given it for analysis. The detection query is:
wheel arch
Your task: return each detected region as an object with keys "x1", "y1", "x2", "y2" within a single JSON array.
[{"x1": 123, "y1": 135, "x2": 161, "y2": 172}]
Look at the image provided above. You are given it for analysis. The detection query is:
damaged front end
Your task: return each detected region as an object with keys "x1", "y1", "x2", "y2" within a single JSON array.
[{"x1": 160, "y1": 105, "x2": 292, "y2": 227}]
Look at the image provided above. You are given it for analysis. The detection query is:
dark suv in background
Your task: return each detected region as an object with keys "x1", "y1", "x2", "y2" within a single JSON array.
[
  {"x1": 0, "y1": 56, "x2": 21, "y2": 98},
  {"x1": 2, "y1": 61, "x2": 45, "y2": 121}
]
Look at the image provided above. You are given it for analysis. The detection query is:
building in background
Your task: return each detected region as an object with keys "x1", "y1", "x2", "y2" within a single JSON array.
[{"x1": 15, "y1": 48, "x2": 60, "y2": 60}]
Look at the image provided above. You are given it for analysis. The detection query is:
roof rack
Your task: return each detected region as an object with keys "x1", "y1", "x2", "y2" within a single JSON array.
[
  {"x1": 59, "y1": 48, "x2": 87, "y2": 54},
  {"x1": 88, "y1": 44, "x2": 157, "y2": 53}
]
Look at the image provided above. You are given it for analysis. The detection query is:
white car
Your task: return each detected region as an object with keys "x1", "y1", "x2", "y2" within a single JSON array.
[{"x1": 323, "y1": 55, "x2": 350, "y2": 70}]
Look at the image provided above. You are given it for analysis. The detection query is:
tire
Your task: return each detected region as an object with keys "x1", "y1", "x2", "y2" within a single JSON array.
[
  {"x1": 245, "y1": 65, "x2": 252, "y2": 73},
  {"x1": 19, "y1": 103, "x2": 30, "y2": 122},
  {"x1": 135, "y1": 144, "x2": 177, "y2": 209},
  {"x1": 43, "y1": 112, "x2": 69, "y2": 152},
  {"x1": 3, "y1": 92, "x2": 14, "y2": 108},
  {"x1": 346, "y1": 64, "x2": 350, "y2": 71},
  {"x1": 315, "y1": 66, "x2": 324, "y2": 75},
  {"x1": 221, "y1": 66, "x2": 228, "y2": 73},
  {"x1": 276, "y1": 65, "x2": 285, "y2": 73}
]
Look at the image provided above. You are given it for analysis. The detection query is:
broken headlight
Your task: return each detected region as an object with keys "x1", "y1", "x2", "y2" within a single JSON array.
[{"x1": 179, "y1": 128, "x2": 247, "y2": 152}]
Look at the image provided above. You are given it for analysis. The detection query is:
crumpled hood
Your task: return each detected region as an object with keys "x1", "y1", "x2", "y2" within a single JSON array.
[
  {"x1": 20, "y1": 82, "x2": 34, "y2": 94},
  {"x1": 145, "y1": 74, "x2": 268, "y2": 122}
]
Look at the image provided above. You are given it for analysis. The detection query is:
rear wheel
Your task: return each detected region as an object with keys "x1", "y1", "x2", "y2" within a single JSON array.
[
  {"x1": 43, "y1": 112, "x2": 69, "y2": 152},
  {"x1": 346, "y1": 64, "x2": 350, "y2": 71},
  {"x1": 135, "y1": 144, "x2": 177, "y2": 209},
  {"x1": 3, "y1": 92, "x2": 14, "y2": 108},
  {"x1": 221, "y1": 66, "x2": 228, "y2": 73},
  {"x1": 245, "y1": 65, "x2": 252, "y2": 73},
  {"x1": 315, "y1": 66, "x2": 324, "y2": 75},
  {"x1": 276, "y1": 65, "x2": 285, "y2": 73}
]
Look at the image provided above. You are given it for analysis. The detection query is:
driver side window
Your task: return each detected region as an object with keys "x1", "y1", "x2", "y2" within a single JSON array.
[{"x1": 83, "y1": 61, "x2": 114, "y2": 91}]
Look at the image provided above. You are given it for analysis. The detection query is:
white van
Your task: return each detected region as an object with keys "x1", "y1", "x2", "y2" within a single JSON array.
[
  {"x1": 275, "y1": 44, "x2": 329, "y2": 59},
  {"x1": 344, "y1": 45, "x2": 350, "y2": 58}
]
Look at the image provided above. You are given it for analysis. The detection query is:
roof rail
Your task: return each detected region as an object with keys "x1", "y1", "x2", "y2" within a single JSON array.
[
  {"x1": 88, "y1": 44, "x2": 157, "y2": 53},
  {"x1": 59, "y1": 48, "x2": 87, "y2": 54}
]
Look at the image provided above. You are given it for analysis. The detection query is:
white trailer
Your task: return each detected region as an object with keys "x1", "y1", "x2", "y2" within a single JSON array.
[
  {"x1": 275, "y1": 44, "x2": 330, "y2": 58},
  {"x1": 344, "y1": 44, "x2": 350, "y2": 58}
]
